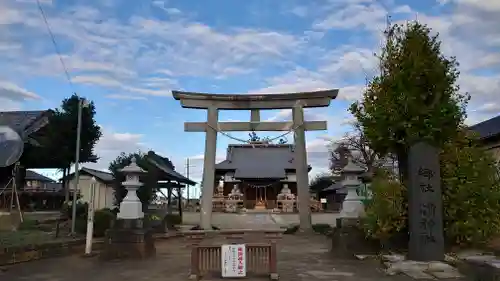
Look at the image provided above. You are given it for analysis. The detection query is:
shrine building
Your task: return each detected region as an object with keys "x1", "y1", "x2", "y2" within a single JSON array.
[{"x1": 213, "y1": 142, "x2": 313, "y2": 211}]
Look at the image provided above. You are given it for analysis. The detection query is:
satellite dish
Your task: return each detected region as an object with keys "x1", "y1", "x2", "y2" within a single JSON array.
[{"x1": 0, "y1": 126, "x2": 24, "y2": 168}]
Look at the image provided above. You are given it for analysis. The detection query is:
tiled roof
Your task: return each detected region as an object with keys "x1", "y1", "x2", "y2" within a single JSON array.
[
  {"x1": 25, "y1": 170, "x2": 56, "y2": 183},
  {"x1": 0, "y1": 110, "x2": 49, "y2": 135},
  {"x1": 82, "y1": 167, "x2": 114, "y2": 182},
  {"x1": 147, "y1": 151, "x2": 197, "y2": 185},
  {"x1": 322, "y1": 182, "x2": 347, "y2": 194},
  {"x1": 469, "y1": 115, "x2": 500, "y2": 140},
  {"x1": 215, "y1": 144, "x2": 304, "y2": 179},
  {"x1": 64, "y1": 167, "x2": 114, "y2": 183}
]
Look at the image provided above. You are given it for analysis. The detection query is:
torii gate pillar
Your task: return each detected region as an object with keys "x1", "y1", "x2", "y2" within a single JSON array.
[
  {"x1": 173, "y1": 90, "x2": 339, "y2": 230},
  {"x1": 200, "y1": 106, "x2": 218, "y2": 229}
]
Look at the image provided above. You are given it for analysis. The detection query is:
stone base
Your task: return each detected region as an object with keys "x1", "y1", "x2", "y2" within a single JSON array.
[
  {"x1": 458, "y1": 255, "x2": 500, "y2": 281},
  {"x1": 100, "y1": 219, "x2": 156, "y2": 260},
  {"x1": 331, "y1": 218, "x2": 379, "y2": 258}
]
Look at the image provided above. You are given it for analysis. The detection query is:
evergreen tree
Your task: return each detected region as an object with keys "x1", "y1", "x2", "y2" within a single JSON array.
[{"x1": 350, "y1": 22, "x2": 470, "y2": 181}]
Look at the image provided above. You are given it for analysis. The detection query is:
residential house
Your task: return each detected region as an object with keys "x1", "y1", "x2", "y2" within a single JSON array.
[
  {"x1": 6, "y1": 170, "x2": 65, "y2": 210},
  {"x1": 470, "y1": 115, "x2": 500, "y2": 161},
  {"x1": 65, "y1": 168, "x2": 115, "y2": 210}
]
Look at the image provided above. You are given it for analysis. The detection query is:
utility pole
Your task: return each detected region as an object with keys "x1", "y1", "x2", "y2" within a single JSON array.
[
  {"x1": 71, "y1": 97, "x2": 89, "y2": 235},
  {"x1": 185, "y1": 158, "x2": 196, "y2": 204}
]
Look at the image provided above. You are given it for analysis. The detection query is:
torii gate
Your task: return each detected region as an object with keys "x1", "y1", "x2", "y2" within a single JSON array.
[{"x1": 172, "y1": 90, "x2": 339, "y2": 230}]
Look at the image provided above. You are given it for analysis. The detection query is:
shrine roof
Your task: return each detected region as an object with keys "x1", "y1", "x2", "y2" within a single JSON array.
[
  {"x1": 147, "y1": 151, "x2": 197, "y2": 185},
  {"x1": 469, "y1": 114, "x2": 500, "y2": 141},
  {"x1": 215, "y1": 144, "x2": 311, "y2": 179}
]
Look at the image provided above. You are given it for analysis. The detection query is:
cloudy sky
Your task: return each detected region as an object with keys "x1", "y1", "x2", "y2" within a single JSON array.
[{"x1": 1, "y1": 0, "x2": 499, "y2": 197}]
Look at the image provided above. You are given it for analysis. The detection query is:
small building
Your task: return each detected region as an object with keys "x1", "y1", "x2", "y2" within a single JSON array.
[
  {"x1": 214, "y1": 143, "x2": 311, "y2": 210},
  {"x1": 470, "y1": 115, "x2": 500, "y2": 161},
  {"x1": 65, "y1": 168, "x2": 114, "y2": 210},
  {"x1": 320, "y1": 182, "x2": 346, "y2": 212}
]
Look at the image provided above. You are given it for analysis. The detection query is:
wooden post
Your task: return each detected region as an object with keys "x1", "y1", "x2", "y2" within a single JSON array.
[
  {"x1": 167, "y1": 185, "x2": 173, "y2": 215},
  {"x1": 269, "y1": 242, "x2": 278, "y2": 280},
  {"x1": 177, "y1": 187, "x2": 183, "y2": 220}
]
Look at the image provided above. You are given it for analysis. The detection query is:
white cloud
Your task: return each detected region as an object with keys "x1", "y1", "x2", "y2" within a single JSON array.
[
  {"x1": 289, "y1": 6, "x2": 308, "y2": 17},
  {"x1": 85, "y1": 128, "x2": 146, "y2": 171},
  {"x1": 1, "y1": 0, "x2": 499, "y2": 180},
  {"x1": 0, "y1": 81, "x2": 40, "y2": 101},
  {"x1": 0, "y1": 2, "x2": 305, "y2": 98},
  {"x1": 0, "y1": 81, "x2": 41, "y2": 111}
]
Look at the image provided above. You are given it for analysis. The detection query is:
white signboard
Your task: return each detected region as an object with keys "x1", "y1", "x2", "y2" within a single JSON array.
[
  {"x1": 221, "y1": 244, "x2": 246, "y2": 278},
  {"x1": 320, "y1": 198, "x2": 327, "y2": 203}
]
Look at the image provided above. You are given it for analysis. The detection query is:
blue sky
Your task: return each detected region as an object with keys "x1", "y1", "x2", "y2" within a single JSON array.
[{"x1": 1, "y1": 0, "x2": 499, "y2": 196}]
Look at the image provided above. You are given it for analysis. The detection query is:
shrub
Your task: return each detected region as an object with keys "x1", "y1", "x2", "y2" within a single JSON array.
[
  {"x1": 312, "y1": 223, "x2": 333, "y2": 235},
  {"x1": 360, "y1": 169, "x2": 407, "y2": 242},
  {"x1": 93, "y1": 209, "x2": 115, "y2": 237},
  {"x1": 362, "y1": 131, "x2": 500, "y2": 247},
  {"x1": 164, "y1": 214, "x2": 182, "y2": 226},
  {"x1": 440, "y1": 131, "x2": 500, "y2": 246},
  {"x1": 73, "y1": 208, "x2": 115, "y2": 237},
  {"x1": 62, "y1": 201, "x2": 88, "y2": 220}
]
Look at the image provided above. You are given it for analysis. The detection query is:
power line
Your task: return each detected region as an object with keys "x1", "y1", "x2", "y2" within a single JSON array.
[{"x1": 35, "y1": 0, "x2": 75, "y2": 92}]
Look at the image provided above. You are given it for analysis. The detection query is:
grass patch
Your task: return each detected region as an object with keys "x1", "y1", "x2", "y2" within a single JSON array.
[{"x1": 0, "y1": 230, "x2": 56, "y2": 248}]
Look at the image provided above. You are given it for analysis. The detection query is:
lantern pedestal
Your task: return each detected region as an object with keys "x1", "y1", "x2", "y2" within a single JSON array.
[{"x1": 101, "y1": 219, "x2": 156, "y2": 260}]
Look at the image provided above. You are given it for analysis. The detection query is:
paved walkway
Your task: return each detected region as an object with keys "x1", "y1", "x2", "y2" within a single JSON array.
[
  {"x1": 0, "y1": 234, "x2": 457, "y2": 281},
  {"x1": 182, "y1": 212, "x2": 339, "y2": 229}
]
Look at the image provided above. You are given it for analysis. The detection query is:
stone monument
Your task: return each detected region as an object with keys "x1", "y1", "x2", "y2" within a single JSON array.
[
  {"x1": 408, "y1": 142, "x2": 444, "y2": 261},
  {"x1": 102, "y1": 157, "x2": 156, "y2": 260}
]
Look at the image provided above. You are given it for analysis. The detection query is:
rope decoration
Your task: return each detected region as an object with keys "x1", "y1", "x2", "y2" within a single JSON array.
[
  {"x1": 206, "y1": 121, "x2": 304, "y2": 146},
  {"x1": 205, "y1": 100, "x2": 307, "y2": 146},
  {"x1": 245, "y1": 182, "x2": 279, "y2": 189}
]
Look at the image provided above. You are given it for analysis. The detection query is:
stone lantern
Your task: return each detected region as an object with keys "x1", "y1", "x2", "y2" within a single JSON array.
[
  {"x1": 117, "y1": 157, "x2": 145, "y2": 220},
  {"x1": 102, "y1": 157, "x2": 155, "y2": 261},
  {"x1": 339, "y1": 157, "x2": 365, "y2": 219},
  {"x1": 332, "y1": 158, "x2": 372, "y2": 258}
]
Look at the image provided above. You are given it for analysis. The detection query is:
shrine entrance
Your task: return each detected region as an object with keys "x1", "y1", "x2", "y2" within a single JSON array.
[{"x1": 172, "y1": 90, "x2": 339, "y2": 230}]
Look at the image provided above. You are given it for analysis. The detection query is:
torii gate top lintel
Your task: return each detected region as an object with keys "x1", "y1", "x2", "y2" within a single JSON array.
[{"x1": 172, "y1": 89, "x2": 339, "y2": 110}]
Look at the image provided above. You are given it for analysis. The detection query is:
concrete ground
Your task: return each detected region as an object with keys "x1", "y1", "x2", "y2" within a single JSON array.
[
  {"x1": 181, "y1": 212, "x2": 340, "y2": 229},
  {"x1": 2, "y1": 234, "x2": 424, "y2": 281}
]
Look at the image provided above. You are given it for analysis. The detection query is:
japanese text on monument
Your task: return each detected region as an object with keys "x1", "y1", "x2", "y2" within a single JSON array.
[
  {"x1": 417, "y1": 166, "x2": 437, "y2": 244},
  {"x1": 408, "y1": 142, "x2": 445, "y2": 261}
]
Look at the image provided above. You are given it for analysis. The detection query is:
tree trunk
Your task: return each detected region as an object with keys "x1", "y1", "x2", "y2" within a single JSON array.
[{"x1": 396, "y1": 148, "x2": 409, "y2": 186}]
